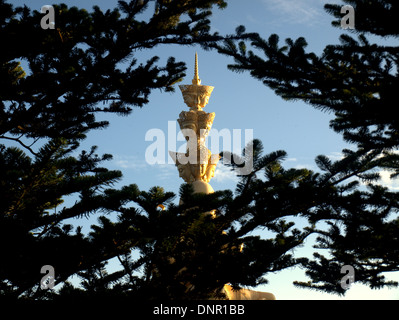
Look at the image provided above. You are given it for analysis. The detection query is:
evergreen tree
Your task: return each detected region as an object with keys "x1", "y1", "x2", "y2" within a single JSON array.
[
  {"x1": 213, "y1": 0, "x2": 399, "y2": 294},
  {"x1": 0, "y1": 0, "x2": 241, "y2": 299}
]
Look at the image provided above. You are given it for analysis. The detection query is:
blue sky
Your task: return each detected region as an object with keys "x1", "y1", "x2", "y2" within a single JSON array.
[{"x1": 9, "y1": 0, "x2": 399, "y2": 299}]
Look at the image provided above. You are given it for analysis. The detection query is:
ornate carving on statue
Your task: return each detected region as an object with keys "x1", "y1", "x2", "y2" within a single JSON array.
[
  {"x1": 198, "y1": 111, "x2": 215, "y2": 140},
  {"x1": 179, "y1": 53, "x2": 214, "y2": 111},
  {"x1": 204, "y1": 154, "x2": 220, "y2": 183},
  {"x1": 177, "y1": 110, "x2": 197, "y2": 134},
  {"x1": 179, "y1": 85, "x2": 214, "y2": 111},
  {"x1": 177, "y1": 110, "x2": 215, "y2": 142},
  {"x1": 169, "y1": 147, "x2": 220, "y2": 184},
  {"x1": 177, "y1": 163, "x2": 195, "y2": 184}
]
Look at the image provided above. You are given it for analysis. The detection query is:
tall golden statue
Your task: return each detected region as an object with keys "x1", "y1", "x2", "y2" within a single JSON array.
[{"x1": 169, "y1": 53, "x2": 220, "y2": 194}]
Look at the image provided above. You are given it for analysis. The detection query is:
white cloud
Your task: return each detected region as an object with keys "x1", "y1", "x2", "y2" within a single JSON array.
[
  {"x1": 112, "y1": 155, "x2": 148, "y2": 170},
  {"x1": 213, "y1": 164, "x2": 239, "y2": 183},
  {"x1": 156, "y1": 163, "x2": 176, "y2": 180},
  {"x1": 377, "y1": 170, "x2": 399, "y2": 191},
  {"x1": 113, "y1": 155, "x2": 178, "y2": 181},
  {"x1": 327, "y1": 151, "x2": 344, "y2": 161},
  {"x1": 261, "y1": 0, "x2": 326, "y2": 26},
  {"x1": 323, "y1": 151, "x2": 399, "y2": 191},
  {"x1": 360, "y1": 150, "x2": 399, "y2": 191}
]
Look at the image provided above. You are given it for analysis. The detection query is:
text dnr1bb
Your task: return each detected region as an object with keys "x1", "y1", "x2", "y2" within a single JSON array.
[{"x1": 198, "y1": 304, "x2": 245, "y2": 315}]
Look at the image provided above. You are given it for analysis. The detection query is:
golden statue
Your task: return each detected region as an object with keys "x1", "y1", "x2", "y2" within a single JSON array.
[{"x1": 169, "y1": 53, "x2": 220, "y2": 193}]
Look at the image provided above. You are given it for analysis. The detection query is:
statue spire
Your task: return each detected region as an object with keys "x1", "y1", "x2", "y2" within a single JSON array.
[
  {"x1": 179, "y1": 52, "x2": 213, "y2": 111},
  {"x1": 192, "y1": 52, "x2": 201, "y2": 85}
]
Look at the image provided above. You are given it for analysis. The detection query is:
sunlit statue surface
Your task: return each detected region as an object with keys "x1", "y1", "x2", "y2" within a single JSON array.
[{"x1": 169, "y1": 53, "x2": 220, "y2": 194}]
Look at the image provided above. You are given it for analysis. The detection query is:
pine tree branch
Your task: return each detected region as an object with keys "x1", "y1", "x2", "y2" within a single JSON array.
[{"x1": 0, "y1": 135, "x2": 38, "y2": 156}]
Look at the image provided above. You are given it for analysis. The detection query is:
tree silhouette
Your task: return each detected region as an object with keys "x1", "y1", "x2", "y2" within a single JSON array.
[
  {"x1": 0, "y1": 0, "x2": 246, "y2": 299},
  {"x1": 213, "y1": 0, "x2": 399, "y2": 294}
]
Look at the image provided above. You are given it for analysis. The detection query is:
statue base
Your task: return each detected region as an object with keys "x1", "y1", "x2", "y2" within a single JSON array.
[
  {"x1": 222, "y1": 284, "x2": 276, "y2": 300},
  {"x1": 192, "y1": 180, "x2": 214, "y2": 195}
]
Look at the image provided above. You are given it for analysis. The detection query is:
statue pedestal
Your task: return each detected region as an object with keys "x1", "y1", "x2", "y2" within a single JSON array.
[
  {"x1": 223, "y1": 284, "x2": 276, "y2": 300},
  {"x1": 192, "y1": 180, "x2": 214, "y2": 194}
]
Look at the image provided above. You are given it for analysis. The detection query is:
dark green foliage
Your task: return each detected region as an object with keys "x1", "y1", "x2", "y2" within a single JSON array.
[
  {"x1": 0, "y1": 0, "x2": 246, "y2": 299},
  {"x1": 213, "y1": 0, "x2": 399, "y2": 295}
]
